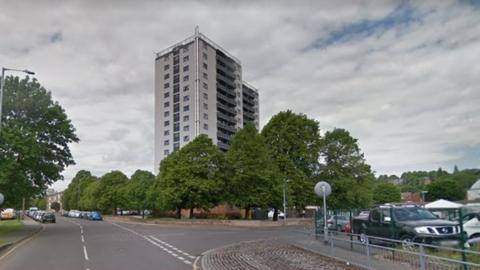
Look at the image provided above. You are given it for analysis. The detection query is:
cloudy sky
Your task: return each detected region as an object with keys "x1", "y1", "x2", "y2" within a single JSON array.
[{"x1": 1, "y1": 0, "x2": 479, "y2": 191}]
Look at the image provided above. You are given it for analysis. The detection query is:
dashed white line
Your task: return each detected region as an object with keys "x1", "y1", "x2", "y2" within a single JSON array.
[
  {"x1": 81, "y1": 235, "x2": 85, "y2": 243},
  {"x1": 83, "y1": 245, "x2": 89, "y2": 261}
]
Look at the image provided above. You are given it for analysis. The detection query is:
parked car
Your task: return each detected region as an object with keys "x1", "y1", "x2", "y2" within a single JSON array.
[
  {"x1": 1, "y1": 208, "x2": 17, "y2": 220},
  {"x1": 462, "y1": 213, "x2": 480, "y2": 240},
  {"x1": 267, "y1": 210, "x2": 285, "y2": 220},
  {"x1": 352, "y1": 205, "x2": 461, "y2": 247},
  {"x1": 68, "y1": 210, "x2": 81, "y2": 218},
  {"x1": 40, "y1": 212, "x2": 56, "y2": 223},
  {"x1": 80, "y1": 212, "x2": 90, "y2": 219},
  {"x1": 27, "y1": 207, "x2": 38, "y2": 217},
  {"x1": 327, "y1": 215, "x2": 350, "y2": 231},
  {"x1": 89, "y1": 211, "x2": 103, "y2": 221}
]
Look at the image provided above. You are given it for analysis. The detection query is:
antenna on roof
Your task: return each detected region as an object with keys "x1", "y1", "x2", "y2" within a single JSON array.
[{"x1": 195, "y1": 25, "x2": 199, "y2": 36}]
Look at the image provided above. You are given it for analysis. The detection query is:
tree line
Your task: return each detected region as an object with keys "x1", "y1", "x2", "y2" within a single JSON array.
[
  {"x1": 62, "y1": 111, "x2": 386, "y2": 218},
  {"x1": 378, "y1": 167, "x2": 480, "y2": 201}
]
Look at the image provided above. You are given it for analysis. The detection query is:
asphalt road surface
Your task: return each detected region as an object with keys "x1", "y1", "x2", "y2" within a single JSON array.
[{"x1": 0, "y1": 216, "x2": 308, "y2": 270}]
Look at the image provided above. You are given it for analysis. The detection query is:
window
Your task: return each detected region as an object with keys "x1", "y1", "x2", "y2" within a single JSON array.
[
  {"x1": 203, "y1": 123, "x2": 208, "y2": 130},
  {"x1": 202, "y1": 52, "x2": 208, "y2": 60},
  {"x1": 183, "y1": 75, "x2": 189, "y2": 82},
  {"x1": 183, "y1": 56, "x2": 189, "y2": 62},
  {"x1": 174, "y1": 123, "x2": 180, "y2": 132},
  {"x1": 173, "y1": 84, "x2": 180, "y2": 93},
  {"x1": 183, "y1": 125, "x2": 189, "y2": 131},
  {"x1": 164, "y1": 130, "x2": 170, "y2": 136},
  {"x1": 164, "y1": 101, "x2": 170, "y2": 108},
  {"x1": 174, "y1": 103, "x2": 180, "y2": 113},
  {"x1": 203, "y1": 113, "x2": 208, "y2": 120},
  {"x1": 203, "y1": 82, "x2": 208, "y2": 90},
  {"x1": 164, "y1": 149, "x2": 169, "y2": 155},
  {"x1": 173, "y1": 143, "x2": 180, "y2": 151},
  {"x1": 183, "y1": 95, "x2": 189, "y2": 102},
  {"x1": 173, "y1": 133, "x2": 180, "y2": 142},
  {"x1": 202, "y1": 42, "x2": 208, "y2": 49},
  {"x1": 174, "y1": 94, "x2": 180, "y2": 103},
  {"x1": 183, "y1": 115, "x2": 189, "y2": 122},
  {"x1": 203, "y1": 93, "x2": 208, "y2": 99},
  {"x1": 184, "y1": 136, "x2": 190, "y2": 142},
  {"x1": 203, "y1": 63, "x2": 208, "y2": 69},
  {"x1": 183, "y1": 85, "x2": 189, "y2": 92},
  {"x1": 164, "y1": 111, "x2": 169, "y2": 117},
  {"x1": 371, "y1": 210, "x2": 381, "y2": 222},
  {"x1": 164, "y1": 64, "x2": 170, "y2": 71},
  {"x1": 173, "y1": 74, "x2": 180, "y2": 84},
  {"x1": 203, "y1": 103, "x2": 208, "y2": 110},
  {"x1": 183, "y1": 47, "x2": 189, "y2": 53},
  {"x1": 164, "y1": 120, "x2": 170, "y2": 127},
  {"x1": 164, "y1": 73, "x2": 170, "y2": 80},
  {"x1": 183, "y1": 105, "x2": 190, "y2": 112},
  {"x1": 164, "y1": 83, "x2": 170, "y2": 88},
  {"x1": 203, "y1": 73, "x2": 208, "y2": 79},
  {"x1": 164, "y1": 92, "x2": 170, "y2": 98},
  {"x1": 164, "y1": 140, "x2": 170, "y2": 146},
  {"x1": 183, "y1": 65, "x2": 189, "y2": 72},
  {"x1": 173, "y1": 113, "x2": 180, "y2": 122}
]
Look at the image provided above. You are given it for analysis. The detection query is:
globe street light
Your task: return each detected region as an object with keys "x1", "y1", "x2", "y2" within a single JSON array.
[{"x1": 0, "y1": 67, "x2": 35, "y2": 131}]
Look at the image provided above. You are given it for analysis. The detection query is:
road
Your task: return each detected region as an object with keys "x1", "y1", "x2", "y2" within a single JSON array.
[{"x1": 0, "y1": 216, "x2": 308, "y2": 270}]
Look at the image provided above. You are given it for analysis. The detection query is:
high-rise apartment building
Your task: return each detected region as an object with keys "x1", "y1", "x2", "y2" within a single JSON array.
[{"x1": 154, "y1": 28, "x2": 259, "y2": 173}]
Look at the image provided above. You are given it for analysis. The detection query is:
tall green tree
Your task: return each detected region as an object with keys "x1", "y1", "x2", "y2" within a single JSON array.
[
  {"x1": 0, "y1": 76, "x2": 78, "y2": 207},
  {"x1": 227, "y1": 122, "x2": 278, "y2": 219},
  {"x1": 373, "y1": 182, "x2": 401, "y2": 204},
  {"x1": 123, "y1": 170, "x2": 155, "y2": 218},
  {"x1": 426, "y1": 179, "x2": 465, "y2": 201},
  {"x1": 158, "y1": 135, "x2": 228, "y2": 219},
  {"x1": 97, "y1": 171, "x2": 128, "y2": 214},
  {"x1": 319, "y1": 128, "x2": 374, "y2": 209},
  {"x1": 62, "y1": 170, "x2": 95, "y2": 210},
  {"x1": 261, "y1": 111, "x2": 321, "y2": 217},
  {"x1": 80, "y1": 180, "x2": 101, "y2": 211}
]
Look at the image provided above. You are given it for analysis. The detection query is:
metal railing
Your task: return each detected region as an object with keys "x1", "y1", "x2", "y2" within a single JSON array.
[{"x1": 312, "y1": 223, "x2": 480, "y2": 270}]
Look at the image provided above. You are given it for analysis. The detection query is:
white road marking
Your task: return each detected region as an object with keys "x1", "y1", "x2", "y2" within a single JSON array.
[
  {"x1": 81, "y1": 235, "x2": 85, "y2": 243},
  {"x1": 109, "y1": 222, "x2": 196, "y2": 266},
  {"x1": 83, "y1": 245, "x2": 89, "y2": 261}
]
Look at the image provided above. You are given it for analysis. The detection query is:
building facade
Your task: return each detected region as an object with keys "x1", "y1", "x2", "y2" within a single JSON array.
[
  {"x1": 46, "y1": 190, "x2": 63, "y2": 211},
  {"x1": 154, "y1": 28, "x2": 259, "y2": 173}
]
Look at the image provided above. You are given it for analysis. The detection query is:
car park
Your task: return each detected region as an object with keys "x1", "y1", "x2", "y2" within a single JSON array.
[
  {"x1": 327, "y1": 215, "x2": 350, "y2": 231},
  {"x1": 462, "y1": 212, "x2": 480, "y2": 240}
]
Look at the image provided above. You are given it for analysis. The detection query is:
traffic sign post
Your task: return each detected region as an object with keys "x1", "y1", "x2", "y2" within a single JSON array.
[{"x1": 314, "y1": 181, "x2": 331, "y2": 243}]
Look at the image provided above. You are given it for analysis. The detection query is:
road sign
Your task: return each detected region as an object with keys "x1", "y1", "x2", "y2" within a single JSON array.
[
  {"x1": 314, "y1": 181, "x2": 331, "y2": 198},
  {"x1": 0, "y1": 193, "x2": 4, "y2": 205}
]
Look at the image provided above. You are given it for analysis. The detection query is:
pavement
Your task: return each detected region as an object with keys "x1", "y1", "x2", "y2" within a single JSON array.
[
  {"x1": 0, "y1": 217, "x2": 43, "y2": 253},
  {"x1": 0, "y1": 215, "x2": 412, "y2": 270}
]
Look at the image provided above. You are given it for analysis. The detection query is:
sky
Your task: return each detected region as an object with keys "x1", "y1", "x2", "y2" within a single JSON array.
[{"x1": 1, "y1": 0, "x2": 479, "y2": 191}]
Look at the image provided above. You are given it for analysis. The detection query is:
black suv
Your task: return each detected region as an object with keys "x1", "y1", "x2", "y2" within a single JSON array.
[
  {"x1": 40, "y1": 212, "x2": 56, "y2": 223},
  {"x1": 352, "y1": 205, "x2": 461, "y2": 247}
]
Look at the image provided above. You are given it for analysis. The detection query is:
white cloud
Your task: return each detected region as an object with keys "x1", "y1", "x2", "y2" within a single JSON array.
[{"x1": 1, "y1": 0, "x2": 479, "y2": 190}]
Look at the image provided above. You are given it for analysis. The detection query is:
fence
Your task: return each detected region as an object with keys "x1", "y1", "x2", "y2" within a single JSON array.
[{"x1": 314, "y1": 208, "x2": 480, "y2": 270}]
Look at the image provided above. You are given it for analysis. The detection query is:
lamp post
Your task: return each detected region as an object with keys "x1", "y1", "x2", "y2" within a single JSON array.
[{"x1": 0, "y1": 67, "x2": 35, "y2": 131}]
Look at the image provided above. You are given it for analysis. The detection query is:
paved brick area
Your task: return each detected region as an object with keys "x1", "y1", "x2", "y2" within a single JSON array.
[{"x1": 201, "y1": 239, "x2": 362, "y2": 270}]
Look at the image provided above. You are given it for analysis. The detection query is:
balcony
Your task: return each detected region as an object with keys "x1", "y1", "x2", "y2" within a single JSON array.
[
  {"x1": 217, "y1": 92, "x2": 236, "y2": 106},
  {"x1": 217, "y1": 121, "x2": 237, "y2": 133},
  {"x1": 217, "y1": 102, "x2": 236, "y2": 115},
  {"x1": 217, "y1": 131, "x2": 231, "y2": 141}
]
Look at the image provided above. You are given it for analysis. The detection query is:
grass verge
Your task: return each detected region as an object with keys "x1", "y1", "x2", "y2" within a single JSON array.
[{"x1": 0, "y1": 220, "x2": 23, "y2": 245}]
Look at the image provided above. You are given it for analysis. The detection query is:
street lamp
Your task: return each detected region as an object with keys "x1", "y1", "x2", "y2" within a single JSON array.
[{"x1": 0, "y1": 67, "x2": 35, "y2": 131}]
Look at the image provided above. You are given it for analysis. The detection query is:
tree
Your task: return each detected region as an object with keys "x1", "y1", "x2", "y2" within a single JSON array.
[
  {"x1": 80, "y1": 180, "x2": 101, "y2": 211},
  {"x1": 123, "y1": 170, "x2": 155, "y2": 218},
  {"x1": 62, "y1": 170, "x2": 95, "y2": 210},
  {"x1": 227, "y1": 122, "x2": 278, "y2": 219},
  {"x1": 373, "y1": 183, "x2": 401, "y2": 204},
  {"x1": 426, "y1": 179, "x2": 465, "y2": 202},
  {"x1": 50, "y1": 201, "x2": 61, "y2": 212},
  {"x1": 158, "y1": 135, "x2": 228, "y2": 219},
  {"x1": 261, "y1": 111, "x2": 321, "y2": 218},
  {"x1": 32, "y1": 197, "x2": 47, "y2": 210},
  {"x1": 97, "y1": 171, "x2": 128, "y2": 214},
  {"x1": 0, "y1": 76, "x2": 78, "y2": 208},
  {"x1": 319, "y1": 128, "x2": 374, "y2": 209}
]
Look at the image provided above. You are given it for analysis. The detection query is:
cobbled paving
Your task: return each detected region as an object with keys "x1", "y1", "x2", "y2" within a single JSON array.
[{"x1": 202, "y1": 239, "x2": 362, "y2": 270}]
